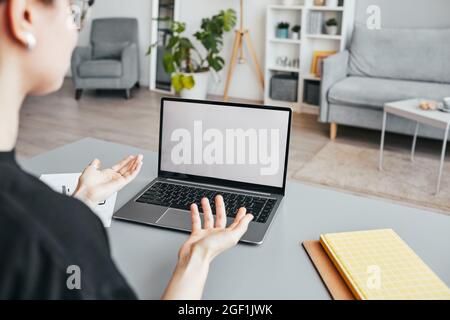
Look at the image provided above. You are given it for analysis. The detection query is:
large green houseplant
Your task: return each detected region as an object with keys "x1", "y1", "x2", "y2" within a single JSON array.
[{"x1": 148, "y1": 9, "x2": 236, "y2": 99}]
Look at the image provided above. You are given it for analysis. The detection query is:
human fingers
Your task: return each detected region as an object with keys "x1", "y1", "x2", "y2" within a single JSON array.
[
  {"x1": 214, "y1": 195, "x2": 226, "y2": 229},
  {"x1": 228, "y1": 207, "x2": 247, "y2": 229},
  {"x1": 101, "y1": 158, "x2": 140, "y2": 190},
  {"x1": 122, "y1": 154, "x2": 143, "y2": 176},
  {"x1": 123, "y1": 159, "x2": 143, "y2": 182},
  {"x1": 83, "y1": 159, "x2": 101, "y2": 175},
  {"x1": 229, "y1": 214, "x2": 254, "y2": 239},
  {"x1": 129, "y1": 154, "x2": 144, "y2": 173},
  {"x1": 112, "y1": 155, "x2": 134, "y2": 172},
  {"x1": 190, "y1": 203, "x2": 201, "y2": 232},
  {"x1": 119, "y1": 156, "x2": 138, "y2": 175},
  {"x1": 201, "y1": 197, "x2": 214, "y2": 229},
  {"x1": 91, "y1": 158, "x2": 101, "y2": 169},
  {"x1": 206, "y1": 213, "x2": 253, "y2": 258}
]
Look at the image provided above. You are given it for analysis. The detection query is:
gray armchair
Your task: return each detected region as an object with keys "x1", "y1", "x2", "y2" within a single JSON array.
[{"x1": 71, "y1": 18, "x2": 140, "y2": 100}]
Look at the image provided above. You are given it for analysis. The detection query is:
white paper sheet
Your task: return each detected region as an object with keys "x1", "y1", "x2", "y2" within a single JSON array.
[{"x1": 40, "y1": 173, "x2": 117, "y2": 228}]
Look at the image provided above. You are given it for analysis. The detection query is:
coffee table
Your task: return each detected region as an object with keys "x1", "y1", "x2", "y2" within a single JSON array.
[{"x1": 379, "y1": 99, "x2": 450, "y2": 194}]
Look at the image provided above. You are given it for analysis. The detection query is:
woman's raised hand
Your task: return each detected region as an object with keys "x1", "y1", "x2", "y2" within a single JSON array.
[
  {"x1": 74, "y1": 155, "x2": 143, "y2": 206},
  {"x1": 178, "y1": 195, "x2": 254, "y2": 265}
]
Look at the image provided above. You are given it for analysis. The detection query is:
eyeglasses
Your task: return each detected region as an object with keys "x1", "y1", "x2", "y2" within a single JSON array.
[{"x1": 68, "y1": 0, "x2": 94, "y2": 31}]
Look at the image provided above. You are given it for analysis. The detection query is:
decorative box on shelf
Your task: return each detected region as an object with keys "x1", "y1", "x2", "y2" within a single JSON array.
[
  {"x1": 303, "y1": 80, "x2": 320, "y2": 106},
  {"x1": 270, "y1": 73, "x2": 299, "y2": 102}
]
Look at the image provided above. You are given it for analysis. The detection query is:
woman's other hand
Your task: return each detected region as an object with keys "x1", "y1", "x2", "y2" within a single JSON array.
[
  {"x1": 74, "y1": 155, "x2": 143, "y2": 207},
  {"x1": 179, "y1": 195, "x2": 254, "y2": 265},
  {"x1": 162, "y1": 195, "x2": 253, "y2": 300}
]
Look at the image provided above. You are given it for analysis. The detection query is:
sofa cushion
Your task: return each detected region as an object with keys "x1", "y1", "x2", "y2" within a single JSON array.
[
  {"x1": 348, "y1": 26, "x2": 450, "y2": 84},
  {"x1": 78, "y1": 60, "x2": 122, "y2": 78},
  {"x1": 92, "y1": 42, "x2": 129, "y2": 60},
  {"x1": 328, "y1": 76, "x2": 450, "y2": 110}
]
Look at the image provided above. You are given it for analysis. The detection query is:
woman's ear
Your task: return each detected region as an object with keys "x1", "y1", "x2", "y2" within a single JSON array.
[{"x1": 6, "y1": 0, "x2": 36, "y2": 49}]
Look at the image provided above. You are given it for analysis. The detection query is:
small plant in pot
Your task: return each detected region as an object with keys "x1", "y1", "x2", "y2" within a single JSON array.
[
  {"x1": 276, "y1": 22, "x2": 290, "y2": 39},
  {"x1": 325, "y1": 18, "x2": 339, "y2": 35},
  {"x1": 291, "y1": 25, "x2": 301, "y2": 40},
  {"x1": 147, "y1": 9, "x2": 237, "y2": 99}
]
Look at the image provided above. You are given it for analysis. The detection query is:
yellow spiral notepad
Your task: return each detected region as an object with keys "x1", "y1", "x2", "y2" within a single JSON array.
[{"x1": 320, "y1": 229, "x2": 450, "y2": 300}]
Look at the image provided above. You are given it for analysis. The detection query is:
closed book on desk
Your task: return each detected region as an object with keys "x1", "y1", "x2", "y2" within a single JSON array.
[{"x1": 319, "y1": 229, "x2": 450, "y2": 300}]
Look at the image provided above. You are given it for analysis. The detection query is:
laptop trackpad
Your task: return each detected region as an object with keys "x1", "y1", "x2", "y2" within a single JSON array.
[{"x1": 157, "y1": 208, "x2": 195, "y2": 232}]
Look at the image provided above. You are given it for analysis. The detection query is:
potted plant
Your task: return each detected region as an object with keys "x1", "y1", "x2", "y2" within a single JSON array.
[
  {"x1": 325, "y1": 18, "x2": 339, "y2": 35},
  {"x1": 148, "y1": 9, "x2": 237, "y2": 99},
  {"x1": 291, "y1": 25, "x2": 301, "y2": 40},
  {"x1": 276, "y1": 22, "x2": 290, "y2": 39}
]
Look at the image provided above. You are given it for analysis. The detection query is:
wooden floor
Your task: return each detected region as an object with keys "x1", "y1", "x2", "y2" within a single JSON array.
[{"x1": 17, "y1": 78, "x2": 448, "y2": 179}]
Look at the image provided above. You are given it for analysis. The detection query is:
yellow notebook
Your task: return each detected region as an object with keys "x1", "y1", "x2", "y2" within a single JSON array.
[{"x1": 320, "y1": 229, "x2": 450, "y2": 300}]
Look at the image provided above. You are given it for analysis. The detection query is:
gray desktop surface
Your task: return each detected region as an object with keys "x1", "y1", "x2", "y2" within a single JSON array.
[{"x1": 21, "y1": 138, "x2": 450, "y2": 300}]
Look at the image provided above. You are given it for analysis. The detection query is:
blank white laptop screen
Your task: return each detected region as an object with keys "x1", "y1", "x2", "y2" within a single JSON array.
[{"x1": 160, "y1": 100, "x2": 290, "y2": 188}]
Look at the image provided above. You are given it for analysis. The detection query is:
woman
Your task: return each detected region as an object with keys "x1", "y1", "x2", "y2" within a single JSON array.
[{"x1": 0, "y1": 0, "x2": 253, "y2": 299}]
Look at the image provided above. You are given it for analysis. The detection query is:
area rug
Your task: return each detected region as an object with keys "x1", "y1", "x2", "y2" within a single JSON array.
[{"x1": 293, "y1": 142, "x2": 450, "y2": 215}]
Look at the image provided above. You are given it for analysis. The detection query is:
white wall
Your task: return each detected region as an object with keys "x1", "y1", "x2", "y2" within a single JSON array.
[
  {"x1": 355, "y1": 0, "x2": 450, "y2": 28},
  {"x1": 180, "y1": 0, "x2": 450, "y2": 101},
  {"x1": 179, "y1": 0, "x2": 271, "y2": 101},
  {"x1": 78, "y1": 0, "x2": 450, "y2": 100},
  {"x1": 77, "y1": 0, "x2": 152, "y2": 86}
]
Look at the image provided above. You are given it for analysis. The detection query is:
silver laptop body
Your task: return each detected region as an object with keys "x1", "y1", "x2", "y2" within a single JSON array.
[{"x1": 114, "y1": 98, "x2": 292, "y2": 245}]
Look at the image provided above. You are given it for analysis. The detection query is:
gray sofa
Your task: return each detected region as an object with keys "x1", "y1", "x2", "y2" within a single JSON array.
[
  {"x1": 71, "y1": 18, "x2": 140, "y2": 100},
  {"x1": 320, "y1": 26, "x2": 450, "y2": 140}
]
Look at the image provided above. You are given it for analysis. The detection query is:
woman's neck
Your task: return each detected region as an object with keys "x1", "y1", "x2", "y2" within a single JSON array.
[{"x1": 0, "y1": 56, "x2": 26, "y2": 152}]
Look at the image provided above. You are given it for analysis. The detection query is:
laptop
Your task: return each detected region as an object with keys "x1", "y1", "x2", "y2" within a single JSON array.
[{"x1": 114, "y1": 98, "x2": 292, "y2": 245}]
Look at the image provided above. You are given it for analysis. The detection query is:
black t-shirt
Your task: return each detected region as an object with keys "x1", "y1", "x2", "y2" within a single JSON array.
[{"x1": 0, "y1": 151, "x2": 137, "y2": 299}]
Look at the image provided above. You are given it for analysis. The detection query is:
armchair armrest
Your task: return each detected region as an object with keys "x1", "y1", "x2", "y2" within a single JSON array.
[
  {"x1": 319, "y1": 50, "x2": 349, "y2": 123},
  {"x1": 121, "y1": 43, "x2": 139, "y2": 87},
  {"x1": 71, "y1": 46, "x2": 92, "y2": 79}
]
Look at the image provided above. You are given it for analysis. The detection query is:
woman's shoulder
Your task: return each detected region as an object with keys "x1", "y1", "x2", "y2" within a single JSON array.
[
  {"x1": 0, "y1": 164, "x2": 136, "y2": 299},
  {"x1": 0, "y1": 162, "x2": 108, "y2": 254}
]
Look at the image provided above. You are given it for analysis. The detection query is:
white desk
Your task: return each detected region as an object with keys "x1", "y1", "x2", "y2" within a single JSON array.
[{"x1": 21, "y1": 138, "x2": 450, "y2": 299}]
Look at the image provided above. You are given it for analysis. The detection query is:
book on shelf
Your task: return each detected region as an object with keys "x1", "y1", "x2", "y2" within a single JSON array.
[{"x1": 308, "y1": 12, "x2": 323, "y2": 34}]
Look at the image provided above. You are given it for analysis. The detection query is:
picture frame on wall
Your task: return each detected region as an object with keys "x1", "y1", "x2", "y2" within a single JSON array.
[{"x1": 311, "y1": 50, "x2": 337, "y2": 77}]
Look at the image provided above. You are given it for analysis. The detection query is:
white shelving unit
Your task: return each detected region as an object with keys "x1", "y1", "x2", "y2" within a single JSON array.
[
  {"x1": 269, "y1": 38, "x2": 302, "y2": 44},
  {"x1": 264, "y1": 0, "x2": 355, "y2": 113}
]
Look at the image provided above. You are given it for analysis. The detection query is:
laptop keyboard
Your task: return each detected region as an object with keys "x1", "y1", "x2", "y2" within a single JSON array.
[{"x1": 136, "y1": 182, "x2": 276, "y2": 223}]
